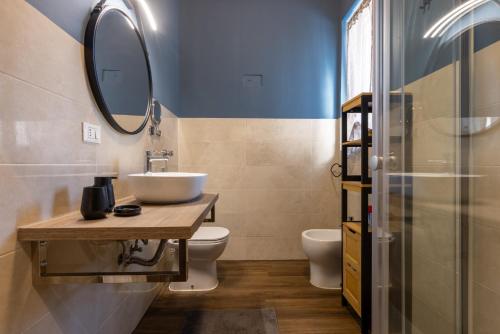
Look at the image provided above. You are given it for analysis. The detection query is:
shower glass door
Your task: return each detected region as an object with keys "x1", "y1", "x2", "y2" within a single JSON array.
[{"x1": 372, "y1": 0, "x2": 500, "y2": 333}]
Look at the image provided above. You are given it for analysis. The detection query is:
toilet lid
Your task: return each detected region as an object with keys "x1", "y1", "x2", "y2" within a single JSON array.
[{"x1": 190, "y1": 227, "x2": 230, "y2": 242}]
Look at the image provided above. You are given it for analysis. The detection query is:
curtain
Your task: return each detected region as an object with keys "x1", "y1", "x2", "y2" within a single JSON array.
[{"x1": 346, "y1": 0, "x2": 373, "y2": 100}]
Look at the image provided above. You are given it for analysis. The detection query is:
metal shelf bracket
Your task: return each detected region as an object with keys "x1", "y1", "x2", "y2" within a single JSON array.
[{"x1": 32, "y1": 239, "x2": 188, "y2": 285}]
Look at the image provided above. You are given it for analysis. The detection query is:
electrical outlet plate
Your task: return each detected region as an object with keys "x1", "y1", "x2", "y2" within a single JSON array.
[{"x1": 82, "y1": 122, "x2": 101, "y2": 144}]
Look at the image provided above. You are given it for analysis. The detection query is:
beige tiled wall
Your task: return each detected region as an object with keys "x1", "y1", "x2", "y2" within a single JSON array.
[
  {"x1": 469, "y1": 40, "x2": 500, "y2": 334},
  {"x1": 400, "y1": 40, "x2": 500, "y2": 334},
  {"x1": 405, "y1": 56, "x2": 458, "y2": 334},
  {"x1": 179, "y1": 118, "x2": 341, "y2": 260},
  {"x1": 0, "y1": 1, "x2": 178, "y2": 333}
]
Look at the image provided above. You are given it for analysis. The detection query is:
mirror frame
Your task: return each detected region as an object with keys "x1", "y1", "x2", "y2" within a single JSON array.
[{"x1": 84, "y1": 3, "x2": 153, "y2": 135}]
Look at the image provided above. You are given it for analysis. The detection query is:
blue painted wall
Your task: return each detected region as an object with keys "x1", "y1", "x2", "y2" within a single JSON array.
[
  {"x1": 141, "y1": 0, "x2": 180, "y2": 114},
  {"x1": 21, "y1": 0, "x2": 500, "y2": 120},
  {"x1": 26, "y1": 0, "x2": 180, "y2": 115},
  {"x1": 25, "y1": 0, "x2": 351, "y2": 119},
  {"x1": 180, "y1": 0, "x2": 344, "y2": 119}
]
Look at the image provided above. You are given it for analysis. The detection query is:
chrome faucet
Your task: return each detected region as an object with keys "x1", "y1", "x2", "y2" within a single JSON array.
[{"x1": 145, "y1": 150, "x2": 174, "y2": 173}]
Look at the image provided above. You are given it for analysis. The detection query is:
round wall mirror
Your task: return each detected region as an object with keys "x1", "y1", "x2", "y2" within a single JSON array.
[{"x1": 85, "y1": 4, "x2": 152, "y2": 134}]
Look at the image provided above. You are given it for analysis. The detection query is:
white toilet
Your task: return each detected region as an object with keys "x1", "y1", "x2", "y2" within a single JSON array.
[
  {"x1": 169, "y1": 226, "x2": 230, "y2": 292},
  {"x1": 302, "y1": 229, "x2": 342, "y2": 289}
]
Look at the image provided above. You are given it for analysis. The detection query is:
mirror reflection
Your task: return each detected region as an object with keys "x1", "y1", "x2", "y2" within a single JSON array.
[{"x1": 86, "y1": 7, "x2": 152, "y2": 134}]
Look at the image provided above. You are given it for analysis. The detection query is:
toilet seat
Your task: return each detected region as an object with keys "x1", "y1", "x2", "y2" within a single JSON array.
[
  {"x1": 302, "y1": 229, "x2": 341, "y2": 242},
  {"x1": 190, "y1": 227, "x2": 230, "y2": 243},
  {"x1": 169, "y1": 227, "x2": 230, "y2": 245}
]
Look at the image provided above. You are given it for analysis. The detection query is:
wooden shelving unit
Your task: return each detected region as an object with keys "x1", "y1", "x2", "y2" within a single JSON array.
[{"x1": 341, "y1": 93, "x2": 372, "y2": 334}]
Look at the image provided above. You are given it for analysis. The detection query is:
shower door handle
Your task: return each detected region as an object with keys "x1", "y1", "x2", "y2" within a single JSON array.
[
  {"x1": 371, "y1": 153, "x2": 398, "y2": 171},
  {"x1": 370, "y1": 155, "x2": 383, "y2": 171}
]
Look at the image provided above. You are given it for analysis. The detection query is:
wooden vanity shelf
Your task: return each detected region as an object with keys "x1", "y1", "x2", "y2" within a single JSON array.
[
  {"x1": 341, "y1": 93, "x2": 372, "y2": 334},
  {"x1": 17, "y1": 194, "x2": 218, "y2": 285}
]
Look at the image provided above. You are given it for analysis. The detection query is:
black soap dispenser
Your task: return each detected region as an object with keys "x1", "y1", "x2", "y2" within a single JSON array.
[{"x1": 93, "y1": 176, "x2": 117, "y2": 213}]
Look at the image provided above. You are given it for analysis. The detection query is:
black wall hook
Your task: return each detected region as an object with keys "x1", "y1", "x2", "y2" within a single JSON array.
[{"x1": 330, "y1": 163, "x2": 342, "y2": 178}]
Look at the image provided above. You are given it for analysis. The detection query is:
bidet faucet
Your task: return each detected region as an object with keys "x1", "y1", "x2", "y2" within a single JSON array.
[{"x1": 145, "y1": 150, "x2": 174, "y2": 173}]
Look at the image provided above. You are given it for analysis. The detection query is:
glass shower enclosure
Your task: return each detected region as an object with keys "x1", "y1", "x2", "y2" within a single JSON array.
[{"x1": 372, "y1": 0, "x2": 500, "y2": 333}]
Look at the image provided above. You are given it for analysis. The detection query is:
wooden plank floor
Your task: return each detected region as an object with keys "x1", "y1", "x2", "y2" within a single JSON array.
[{"x1": 134, "y1": 260, "x2": 360, "y2": 334}]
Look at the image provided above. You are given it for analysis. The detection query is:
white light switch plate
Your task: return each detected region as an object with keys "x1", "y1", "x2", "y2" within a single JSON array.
[{"x1": 82, "y1": 122, "x2": 101, "y2": 144}]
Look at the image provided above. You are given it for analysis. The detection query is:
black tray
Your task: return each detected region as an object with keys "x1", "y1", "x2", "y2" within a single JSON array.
[{"x1": 114, "y1": 205, "x2": 142, "y2": 217}]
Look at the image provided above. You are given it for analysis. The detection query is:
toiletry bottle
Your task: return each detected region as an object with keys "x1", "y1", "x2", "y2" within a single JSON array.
[
  {"x1": 368, "y1": 205, "x2": 373, "y2": 226},
  {"x1": 81, "y1": 186, "x2": 109, "y2": 220},
  {"x1": 94, "y1": 176, "x2": 117, "y2": 213}
]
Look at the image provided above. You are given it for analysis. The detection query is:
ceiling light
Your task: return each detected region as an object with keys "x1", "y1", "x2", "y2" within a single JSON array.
[
  {"x1": 423, "y1": 0, "x2": 488, "y2": 38},
  {"x1": 125, "y1": 16, "x2": 135, "y2": 30}
]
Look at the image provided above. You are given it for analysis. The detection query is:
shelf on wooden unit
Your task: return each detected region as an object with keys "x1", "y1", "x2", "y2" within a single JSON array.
[
  {"x1": 342, "y1": 181, "x2": 372, "y2": 192},
  {"x1": 342, "y1": 92, "x2": 373, "y2": 112},
  {"x1": 342, "y1": 138, "x2": 373, "y2": 147}
]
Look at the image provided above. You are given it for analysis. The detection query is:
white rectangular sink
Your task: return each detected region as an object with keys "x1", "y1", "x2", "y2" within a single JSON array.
[{"x1": 128, "y1": 172, "x2": 208, "y2": 204}]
